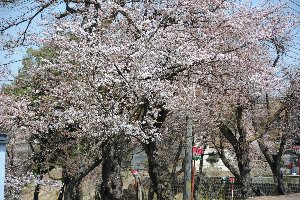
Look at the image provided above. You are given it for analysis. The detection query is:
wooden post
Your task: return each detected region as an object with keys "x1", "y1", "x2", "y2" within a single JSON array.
[
  {"x1": 229, "y1": 177, "x2": 235, "y2": 200},
  {"x1": 191, "y1": 160, "x2": 195, "y2": 200},
  {"x1": 135, "y1": 176, "x2": 138, "y2": 200},
  {"x1": 138, "y1": 177, "x2": 143, "y2": 200}
]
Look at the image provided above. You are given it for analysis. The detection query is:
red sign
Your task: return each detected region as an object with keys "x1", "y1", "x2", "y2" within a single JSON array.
[
  {"x1": 293, "y1": 146, "x2": 300, "y2": 155},
  {"x1": 192, "y1": 146, "x2": 204, "y2": 160}
]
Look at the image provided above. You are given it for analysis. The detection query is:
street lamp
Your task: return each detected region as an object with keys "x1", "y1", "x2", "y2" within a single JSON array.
[{"x1": 0, "y1": 133, "x2": 9, "y2": 200}]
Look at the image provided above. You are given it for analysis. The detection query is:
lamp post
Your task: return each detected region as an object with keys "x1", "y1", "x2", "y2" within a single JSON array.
[{"x1": 0, "y1": 133, "x2": 9, "y2": 200}]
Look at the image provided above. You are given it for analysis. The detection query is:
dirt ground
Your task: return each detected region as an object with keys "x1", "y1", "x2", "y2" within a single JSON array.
[{"x1": 250, "y1": 193, "x2": 300, "y2": 200}]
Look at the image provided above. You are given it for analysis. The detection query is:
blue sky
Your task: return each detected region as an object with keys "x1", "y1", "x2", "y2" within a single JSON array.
[
  {"x1": 0, "y1": 0, "x2": 65, "y2": 83},
  {"x1": 0, "y1": 0, "x2": 299, "y2": 85}
]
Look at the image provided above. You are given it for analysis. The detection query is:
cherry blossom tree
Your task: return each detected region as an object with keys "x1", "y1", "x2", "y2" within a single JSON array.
[
  {"x1": 1, "y1": 0, "x2": 298, "y2": 200},
  {"x1": 254, "y1": 67, "x2": 300, "y2": 194},
  {"x1": 1, "y1": 45, "x2": 107, "y2": 199}
]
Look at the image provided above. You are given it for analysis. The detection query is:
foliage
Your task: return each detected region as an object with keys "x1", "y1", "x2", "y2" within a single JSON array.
[{"x1": 206, "y1": 153, "x2": 219, "y2": 165}]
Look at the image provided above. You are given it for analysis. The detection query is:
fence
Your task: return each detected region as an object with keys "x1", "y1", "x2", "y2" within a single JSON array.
[
  {"x1": 193, "y1": 177, "x2": 300, "y2": 200},
  {"x1": 197, "y1": 181, "x2": 276, "y2": 200},
  {"x1": 123, "y1": 177, "x2": 300, "y2": 200}
]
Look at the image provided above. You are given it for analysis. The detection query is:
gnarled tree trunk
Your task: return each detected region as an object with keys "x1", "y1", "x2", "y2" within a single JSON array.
[
  {"x1": 63, "y1": 158, "x2": 102, "y2": 200},
  {"x1": 217, "y1": 106, "x2": 254, "y2": 200},
  {"x1": 100, "y1": 140, "x2": 124, "y2": 200},
  {"x1": 258, "y1": 138, "x2": 286, "y2": 195},
  {"x1": 236, "y1": 141, "x2": 253, "y2": 199},
  {"x1": 144, "y1": 140, "x2": 172, "y2": 200}
]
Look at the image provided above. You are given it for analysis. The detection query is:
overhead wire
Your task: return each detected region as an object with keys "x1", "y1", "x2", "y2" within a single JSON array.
[
  {"x1": 290, "y1": 0, "x2": 300, "y2": 8},
  {"x1": 286, "y1": 44, "x2": 300, "y2": 51},
  {"x1": 0, "y1": 57, "x2": 29, "y2": 67},
  {"x1": 284, "y1": 53, "x2": 300, "y2": 61}
]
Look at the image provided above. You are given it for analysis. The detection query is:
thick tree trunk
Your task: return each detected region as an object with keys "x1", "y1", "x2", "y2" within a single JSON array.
[
  {"x1": 216, "y1": 140, "x2": 253, "y2": 200},
  {"x1": 269, "y1": 154, "x2": 285, "y2": 195},
  {"x1": 257, "y1": 94, "x2": 287, "y2": 195},
  {"x1": 238, "y1": 168, "x2": 252, "y2": 199},
  {"x1": 271, "y1": 164, "x2": 285, "y2": 195},
  {"x1": 64, "y1": 157, "x2": 102, "y2": 200},
  {"x1": 218, "y1": 106, "x2": 254, "y2": 200},
  {"x1": 63, "y1": 167, "x2": 74, "y2": 200},
  {"x1": 258, "y1": 138, "x2": 286, "y2": 195},
  {"x1": 170, "y1": 141, "x2": 183, "y2": 198},
  {"x1": 94, "y1": 184, "x2": 101, "y2": 200},
  {"x1": 64, "y1": 182, "x2": 82, "y2": 200},
  {"x1": 75, "y1": 185, "x2": 82, "y2": 200},
  {"x1": 144, "y1": 140, "x2": 172, "y2": 200},
  {"x1": 147, "y1": 187, "x2": 155, "y2": 200},
  {"x1": 33, "y1": 183, "x2": 40, "y2": 200},
  {"x1": 57, "y1": 184, "x2": 65, "y2": 200},
  {"x1": 64, "y1": 184, "x2": 76, "y2": 200},
  {"x1": 218, "y1": 125, "x2": 253, "y2": 199},
  {"x1": 236, "y1": 141, "x2": 253, "y2": 200},
  {"x1": 100, "y1": 141, "x2": 123, "y2": 200},
  {"x1": 33, "y1": 172, "x2": 43, "y2": 200}
]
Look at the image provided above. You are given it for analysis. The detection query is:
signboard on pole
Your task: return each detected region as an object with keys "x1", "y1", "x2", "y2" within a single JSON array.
[{"x1": 192, "y1": 146, "x2": 204, "y2": 160}]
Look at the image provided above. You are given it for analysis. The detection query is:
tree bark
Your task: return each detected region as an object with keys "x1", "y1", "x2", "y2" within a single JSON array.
[
  {"x1": 33, "y1": 177, "x2": 42, "y2": 200},
  {"x1": 144, "y1": 140, "x2": 172, "y2": 200},
  {"x1": 170, "y1": 140, "x2": 183, "y2": 198},
  {"x1": 147, "y1": 187, "x2": 155, "y2": 200},
  {"x1": 62, "y1": 166, "x2": 73, "y2": 200},
  {"x1": 258, "y1": 138, "x2": 286, "y2": 195},
  {"x1": 64, "y1": 184, "x2": 76, "y2": 200},
  {"x1": 64, "y1": 158, "x2": 102, "y2": 200},
  {"x1": 33, "y1": 166, "x2": 43, "y2": 200},
  {"x1": 236, "y1": 142, "x2": 252, "y2": 199},
  {"x1": 217, "y1": 106, "x2": 254, "y2": 199},
  {"x1": 271, "y1": 155, "x2": 285, "y2": 195},
  {"x1": 57, "y1": 184, "x2": 65, "y2": 200},
  {"x1": 75, "y1": 184, "x2": 82, "y2": 200},
  {"x1": 139, "y1": 103, "x2": 172, "y2": 199},
  {"x1": 100, "y1": 140, "x2": 123, "y2": 200},
  {"x1": 252, "y1": 94, "x2": 288, "y2": 195}
]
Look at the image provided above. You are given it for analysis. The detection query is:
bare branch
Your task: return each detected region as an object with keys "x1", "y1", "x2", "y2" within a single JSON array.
[
  {"x1": 257, "y1": 138, "x2": 274, "y2": 165},
  {"x1": 247, "y1": 104, "x2": 287, "y2": 142},
  {"x1": 20, "y1": 1, "x2": 55, "y2": 44},
  {"x1": 218, "y1": 124, "x2": 238, "y2": 149},
  {"x1": 213, "y1": 140, "x2": 240, "y2": 178},
  {"x1": 117, "y1": 9, "x2": 141, "y2": 40}
]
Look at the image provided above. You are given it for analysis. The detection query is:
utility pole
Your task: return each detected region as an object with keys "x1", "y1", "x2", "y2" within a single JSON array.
[{"x1": 183, "y1": 115, "x2": 193, "y2": 200}]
